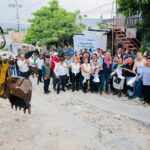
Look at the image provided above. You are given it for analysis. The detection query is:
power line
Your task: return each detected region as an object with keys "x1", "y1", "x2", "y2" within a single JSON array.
[
  {"x1": 19, "y1": 0, "x2": 48, "y2": 14},
  {"x1": 81, "y1": 2, "x2": 114, "y2": 15},
  {"x1": 6, "y1": 0, "x2": 48, "y2": 23}
]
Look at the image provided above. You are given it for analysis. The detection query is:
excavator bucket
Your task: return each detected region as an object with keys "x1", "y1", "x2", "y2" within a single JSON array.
[{"x1": 7, "y1": 77, "x2": 32, "y2": 114}]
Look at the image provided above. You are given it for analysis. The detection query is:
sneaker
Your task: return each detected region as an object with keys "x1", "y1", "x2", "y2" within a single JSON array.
[
  {"x1": 44, "y1": 92, "x2": 50, "y2": 94},
  {"x1": 62, "y1": 89, "x2": 66, "y2": 92},
  {"x1": 134, "y1": 97, "x2": 141, "y2": 102},
  {"x1": 134, "y1": 97, "x2": 142, "y2": 105}
]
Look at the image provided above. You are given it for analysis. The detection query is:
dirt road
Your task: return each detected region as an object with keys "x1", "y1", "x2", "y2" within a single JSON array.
[{"x1": 0, "y1": 79, "x2": 150, "y2": 150}]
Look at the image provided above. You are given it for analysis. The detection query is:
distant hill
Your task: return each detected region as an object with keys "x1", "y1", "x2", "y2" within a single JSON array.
[{"x1": 0, "y1": 23, "x2": 30, "y2": 31}]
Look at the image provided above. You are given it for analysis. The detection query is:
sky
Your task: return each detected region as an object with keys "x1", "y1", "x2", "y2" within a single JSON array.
[{"x1": 0, "y1": 0, "x2": 116, "y2": 25}]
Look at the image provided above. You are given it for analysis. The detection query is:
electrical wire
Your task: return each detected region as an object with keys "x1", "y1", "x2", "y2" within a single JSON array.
[{"x1": 81, "y1": 2, "x2": 114, "y2": 15}]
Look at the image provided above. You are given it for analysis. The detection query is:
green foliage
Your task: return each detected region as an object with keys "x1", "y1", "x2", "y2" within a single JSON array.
[
  {"x1": 97, "y1": 23, "x2": 109, "y2": 29},
  {"x1": 24, "y1": 0, "x2": 85, "y2": 46},
  {"x1": 116, "y1": 0, "x2": 150, "y2": 50}
]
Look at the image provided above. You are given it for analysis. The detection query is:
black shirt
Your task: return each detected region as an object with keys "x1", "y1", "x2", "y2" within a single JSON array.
[{"x1": 123, "y1": 63, "x2": 135, "y2": 77}]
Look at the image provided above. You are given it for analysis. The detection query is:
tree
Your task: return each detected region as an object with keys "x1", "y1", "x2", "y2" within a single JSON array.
[
  {"x1": 24, "y1": 0, "x2": 85, "y2": 47},
  {"x1": 116, "y1": 0, "x2": 150, "y2": 50},
  {"x1": 97, "y1": 23, "x2": 108, "y2": 29}
]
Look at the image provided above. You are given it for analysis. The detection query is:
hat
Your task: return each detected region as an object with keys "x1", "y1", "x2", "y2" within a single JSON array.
[{"x1": 54, "y1": 52, "x2": 58, "y2": 56}]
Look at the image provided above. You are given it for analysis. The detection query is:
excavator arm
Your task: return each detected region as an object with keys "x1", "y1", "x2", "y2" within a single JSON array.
[{"x1": 0, "y1": 26, "x2": 32, "y2": 114}]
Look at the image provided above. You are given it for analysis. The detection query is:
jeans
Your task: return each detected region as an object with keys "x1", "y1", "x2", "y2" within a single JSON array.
[
  {"x1": 134, "y1": 78, "x2": 143, "y2": 98},
  {"x1": 10, "y1": 65, "x2": 17, "y2": 76},
  {"x1": 16, "y1": 69, "x2": 20, "y2": 76},
  {"x1": 44, "y1": 79, "x2": 50, "y2": 93},
  {"x1": 56, "y1": 75, "x2": 66, "y2": 93},
  {"x1": 37, "y1": 69, "x2": 42, "y2": 83},
  {"x1": 100, "y1": 74, "x2": 110, "y2": 93}
]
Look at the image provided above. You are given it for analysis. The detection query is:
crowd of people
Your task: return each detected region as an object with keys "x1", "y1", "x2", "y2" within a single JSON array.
[{"x1": 0, "y1": 47, "x2": 150, "y2": 106}]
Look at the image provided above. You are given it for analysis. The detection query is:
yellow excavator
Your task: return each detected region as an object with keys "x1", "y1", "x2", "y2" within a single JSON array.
[{"x1": 0, "y1": 26, "x2": 32, "y2": 114}]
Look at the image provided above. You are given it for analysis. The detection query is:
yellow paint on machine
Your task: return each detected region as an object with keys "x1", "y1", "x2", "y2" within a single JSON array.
[{"x1": 0, "y1": 62, "x2": 9, "y2": 96}]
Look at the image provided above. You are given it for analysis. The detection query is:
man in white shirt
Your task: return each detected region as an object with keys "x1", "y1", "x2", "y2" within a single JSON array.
[
  {"x1": 17, "y1": 54, "x2": 30, "y2": 78},
  {"x1": 54, "y1": 58, "x2": 67, "y2": 94},
  {"x1": 36, "y1": 54, "x2": 44, "y2": 84}
]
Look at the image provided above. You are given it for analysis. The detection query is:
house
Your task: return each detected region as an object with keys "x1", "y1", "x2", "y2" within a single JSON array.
[{"x1": 102, "y1": 14, "x2": 141, "y2": 51}]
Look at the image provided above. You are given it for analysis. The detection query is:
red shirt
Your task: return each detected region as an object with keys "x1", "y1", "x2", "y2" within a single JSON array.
[{"x1": 51, "y1": 57, "x2": 60, "y2": 72}]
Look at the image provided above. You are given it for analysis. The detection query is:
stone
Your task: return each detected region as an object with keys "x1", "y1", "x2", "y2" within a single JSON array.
[
  {"x1": 113, "y1": 114, "x2": 121, "y2": 120},
  {"x1": 15, "y1": 118, "x2": 20, "y2": 122},
  {"x1": 108, "y1": 129, "x2": 113, "y2": 134}
]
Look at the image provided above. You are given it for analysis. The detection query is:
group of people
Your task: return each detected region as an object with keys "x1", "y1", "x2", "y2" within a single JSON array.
[
  {"x1": 0, "y1": 47, "x2": 150, "y2": 106},
  {"x1": 38, "y1": 48, "x2": 150, "y2": 106}
]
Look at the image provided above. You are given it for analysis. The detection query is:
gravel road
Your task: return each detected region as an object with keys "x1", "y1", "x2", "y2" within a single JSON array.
[{"x1": 0, "y1": 78, "x2": 150, "y2": 150}]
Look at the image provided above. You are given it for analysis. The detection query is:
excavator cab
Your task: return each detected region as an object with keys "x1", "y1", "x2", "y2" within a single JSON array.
[{"x1": 0, "y1": 26, "x2": 32, "y2": 114}]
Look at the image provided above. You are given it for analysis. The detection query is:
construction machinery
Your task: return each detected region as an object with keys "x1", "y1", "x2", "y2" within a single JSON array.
[{"x1": 0, "y1": 26, "x2": 32, "y2": 114}]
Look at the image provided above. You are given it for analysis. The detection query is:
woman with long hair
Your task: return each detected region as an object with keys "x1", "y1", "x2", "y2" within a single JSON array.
[{"x1": 133, "y1": 52, "x2": 147, "y2": 101}]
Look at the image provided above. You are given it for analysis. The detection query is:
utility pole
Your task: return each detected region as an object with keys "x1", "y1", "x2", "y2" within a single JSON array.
[
  {"x1": 15, "y1": 0, "x2": 20, "y2": 32},
  {"x1": 8, "y1": 0, "x2": 22, "y2": 32},
  {"x1": 111, "y1": 1, "x2": 114, "y2": 55}
]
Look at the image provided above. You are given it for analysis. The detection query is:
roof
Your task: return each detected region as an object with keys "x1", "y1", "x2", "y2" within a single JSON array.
[{"x1": 77, "y1": 18, "x2": 102, "y2": 29}]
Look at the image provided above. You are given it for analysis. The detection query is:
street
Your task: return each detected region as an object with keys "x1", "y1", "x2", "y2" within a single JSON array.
[{"x1": 0, "y1": 78, "x2": 150, "y2": 150}]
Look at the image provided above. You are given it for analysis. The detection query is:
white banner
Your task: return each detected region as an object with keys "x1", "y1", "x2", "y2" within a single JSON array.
[{"x1": 73, "y1": 34, "x2": 107, "y2": 52}]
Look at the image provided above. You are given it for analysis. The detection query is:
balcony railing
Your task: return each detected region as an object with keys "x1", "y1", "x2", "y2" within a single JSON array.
[
  {"x1": 103, "y1": 15, "x2": 142, "y2": 28},
  {"x1": 125, "y1": 16, "x2": 142, "y2": 28},
  {"x1": 116, "y1": 15, "x2": 142, "y2": 28}
]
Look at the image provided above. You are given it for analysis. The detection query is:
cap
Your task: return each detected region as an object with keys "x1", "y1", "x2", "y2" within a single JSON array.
[{"x1": 54, "y1": 52, "x2": 58, "y2": 56}]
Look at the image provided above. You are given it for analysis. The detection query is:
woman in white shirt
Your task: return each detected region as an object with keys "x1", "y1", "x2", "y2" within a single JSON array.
[
  {"x1": 17, "y1": 54, "x2": 29, "y2": 78},
  {"x1": 70, "y1": 57, "x2": 81, "y2": 92},
  {"x1": 81, "y1": 58, "x2": 92, "y2": 93}
]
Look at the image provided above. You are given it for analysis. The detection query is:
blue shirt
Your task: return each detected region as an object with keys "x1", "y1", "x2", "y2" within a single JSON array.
[
  {"x1": 68, "y1": 49, "x2": 74, "y2": 57},
  {"x1": 65, "y1": 59, "x2": 73, "y2": 65},
  {"x1": 98, "y1": 58, "x2": 103, "y2": 68}
]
